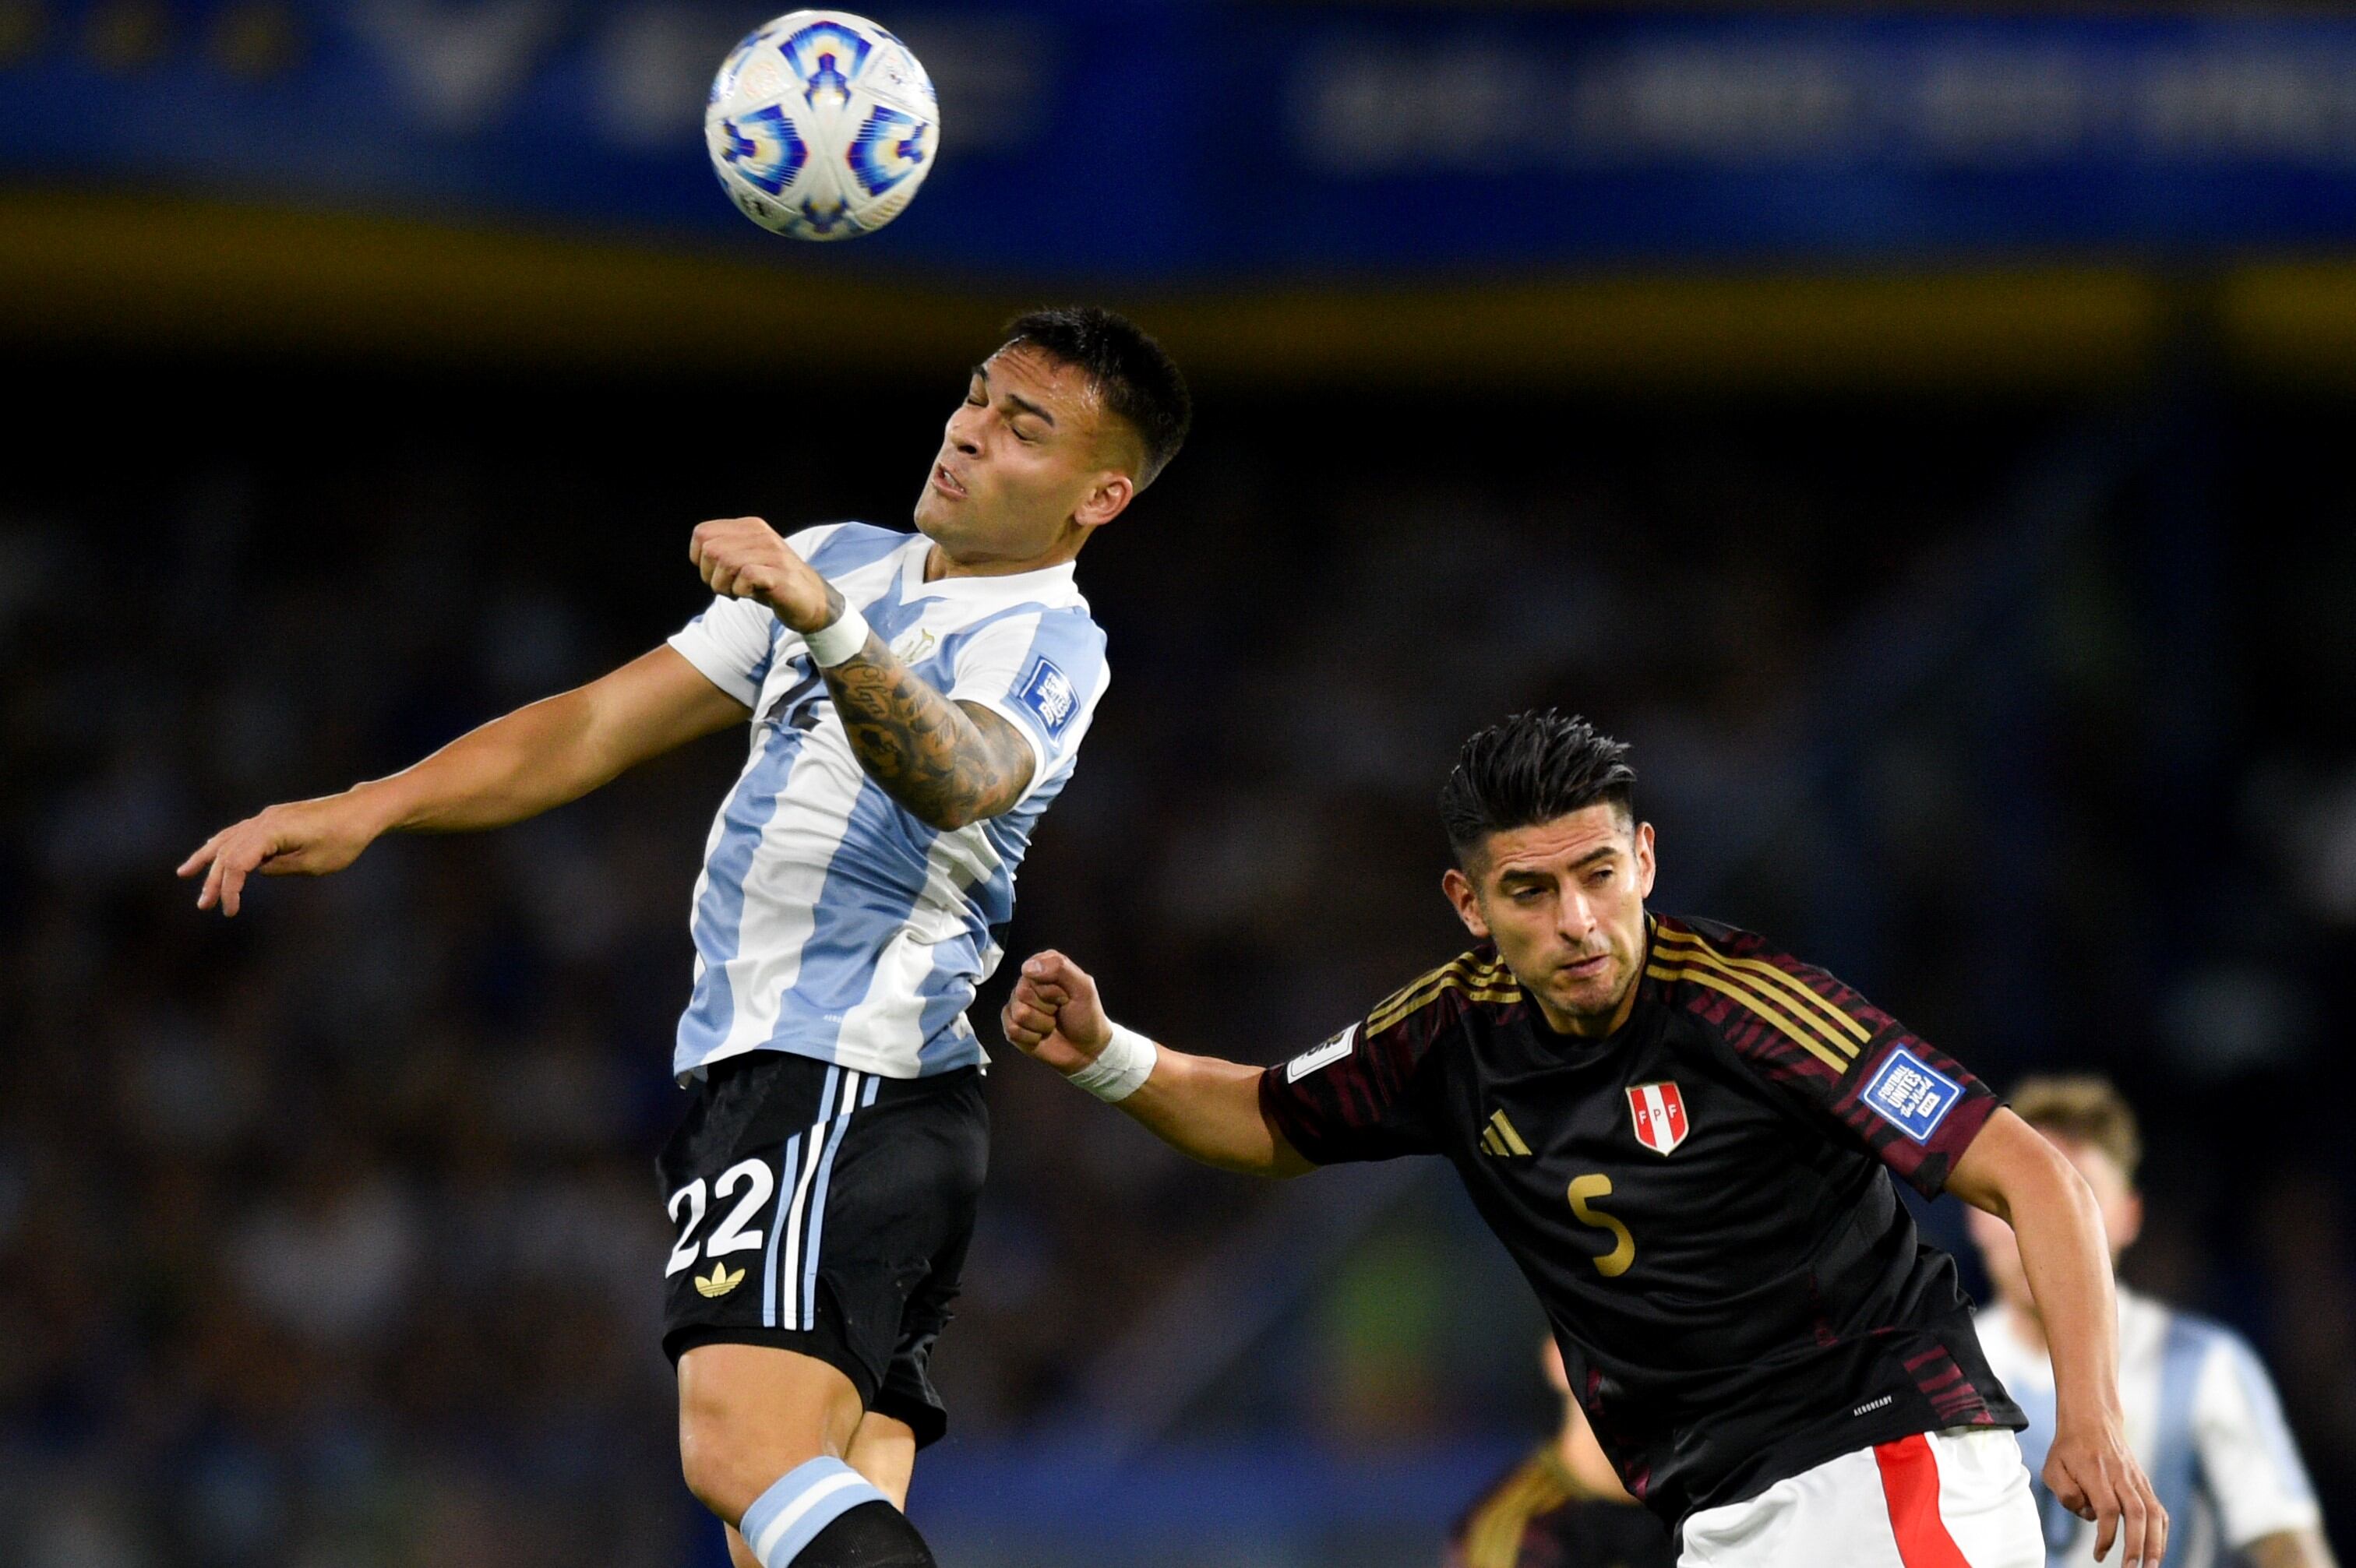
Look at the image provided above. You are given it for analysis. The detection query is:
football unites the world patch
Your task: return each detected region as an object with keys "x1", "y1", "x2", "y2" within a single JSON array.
[
  {"x1": 1627, "y1": 1081, "x2": 1688, "y2": 1154},
  {"x1": 1286, "y1": 1023, "x2": 1358, "y2": 1082},
  {"x1": 1860, "y1": 1047, "x2": 1963, "y2": 1143},
  {"x1": 1017, "y1": 657, "x2": 1079, "y2": 739}
]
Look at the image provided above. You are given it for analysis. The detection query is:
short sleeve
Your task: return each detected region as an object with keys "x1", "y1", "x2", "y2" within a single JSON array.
[
  {"x1": 665, "y1": 525, "x2": 841, "y2": 708},
  {"x1": 667, "y1": 594, "x2": 780, "y2": 710},
  {"x1": 2196, "y1": 1332, "x2": 2323, "y2": 1547},
  {"x1": 947, "y1": 605, "x2": 1108, "y2": 798},
  {"x1": 1656, "y1": 921, "x2": 1999, "y2": 1198},
  {"x1": 1257, "y1": 1008, "x2": 1446, "y2": 1166}
]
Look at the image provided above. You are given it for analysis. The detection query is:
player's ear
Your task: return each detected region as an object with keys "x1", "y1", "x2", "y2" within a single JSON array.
[
  {"x1": 1632, "y1": 819, "x2": 1656, "y2": 898},
  {"x1": 1073, "y1": 470, "x2": 1134, "y2": 530},
  {"x1": 1442, "y1": 866, "x2": 1490, "y2": 939}
]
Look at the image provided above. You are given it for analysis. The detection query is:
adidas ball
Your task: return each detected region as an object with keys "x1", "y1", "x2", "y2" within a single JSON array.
[{"x1": 705, "y1": 10, "x2": 938, "y2": 241}]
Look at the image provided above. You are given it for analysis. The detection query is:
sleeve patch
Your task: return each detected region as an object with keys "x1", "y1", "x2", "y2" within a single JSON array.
[
  {"x1": 1861, "y1": 1047, "x2": 1963, "y2": 1143},
  {"x1": 1286, "y1": 1023, "x2": 1359, "y2": 1083},
  {"x1": 1016, "y1": 656, "x2": 1079, "y2": 740}
]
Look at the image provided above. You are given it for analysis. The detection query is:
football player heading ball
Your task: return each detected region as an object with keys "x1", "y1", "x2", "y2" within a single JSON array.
[
  {"x1": 182, "y1": 308, "x2": 1190, "y2": 1568},
  {"x1": 1005, "y1": 711, "x2": 2168, "y2": 1568}
]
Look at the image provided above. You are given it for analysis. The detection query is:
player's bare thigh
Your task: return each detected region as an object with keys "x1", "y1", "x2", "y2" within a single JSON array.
[
  {"x1": 846, "y1": 1410, "x2": 917, "y2": 1504},
  {"x1": 677, "y1": 1341, "x2": 874, "y2": 1524}
]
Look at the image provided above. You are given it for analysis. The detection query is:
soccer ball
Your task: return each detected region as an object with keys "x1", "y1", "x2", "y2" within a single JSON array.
[{"x1": 704, "y1": 10, "x2": 938, "y2": 241}]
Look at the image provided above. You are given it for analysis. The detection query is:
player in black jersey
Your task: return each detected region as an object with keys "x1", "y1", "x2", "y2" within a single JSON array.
[{"x1": 1003, "y1": 711, "x2": 2167, "y2": 1568}]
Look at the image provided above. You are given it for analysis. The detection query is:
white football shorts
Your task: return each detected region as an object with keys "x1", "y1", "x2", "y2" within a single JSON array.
[{"x1": 1679, "y1": 1429, "x2": 2043, "y2": 1568}]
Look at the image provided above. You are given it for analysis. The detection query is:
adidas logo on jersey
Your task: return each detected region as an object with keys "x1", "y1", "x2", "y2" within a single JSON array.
[
  {"x1": 694, "y1": 1261, "x2": 748, "y2": 1298},
  {"x1": 1480, "y1": 1110, "x2": 1533, "y2": 1157}
]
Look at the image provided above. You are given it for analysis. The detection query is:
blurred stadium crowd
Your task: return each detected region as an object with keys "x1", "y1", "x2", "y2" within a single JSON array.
[{"x1": 4, "y1": 356, "x2": 2355, "y2": 1566}]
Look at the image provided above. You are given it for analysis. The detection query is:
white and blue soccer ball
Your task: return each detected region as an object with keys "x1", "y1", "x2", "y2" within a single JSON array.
[{"x1": 705, "y1": 10, "x2": 938, "y2": 241}]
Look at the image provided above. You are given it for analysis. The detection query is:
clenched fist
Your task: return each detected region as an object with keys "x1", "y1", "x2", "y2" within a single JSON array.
[
  {"x1": 1000, "y1": 950, "x2": 1113, "y2": 1076},
  {"x1": 690, "y1": 517, "x2": 838, "y2": 633}
]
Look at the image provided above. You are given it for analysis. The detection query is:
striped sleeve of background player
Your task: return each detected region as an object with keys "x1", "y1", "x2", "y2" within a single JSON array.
[
  {"x1": 1255, "y1": 958, "x2": 1490, "y2": 1165},
  {"x1": 1645, "y1": 918, "x2": 1999, "y2": 1196}
]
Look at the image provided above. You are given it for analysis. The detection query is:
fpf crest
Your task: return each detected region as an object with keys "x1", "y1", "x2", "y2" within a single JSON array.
[{"x1": 1627, "y1": 1081, "x2": 1688, "y2": 1155}]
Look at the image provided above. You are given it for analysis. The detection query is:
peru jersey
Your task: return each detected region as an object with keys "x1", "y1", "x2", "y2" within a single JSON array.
[
  {"x1": 666, "y1": 523, "x2": 1106, "y2": 1081},
  {"x1": 1977, "y1": 1289, "x2": 2322, "y2": 1568},
  {"x1": 1259, "y1": 914, "x2": 2025, "y2": 1530}
]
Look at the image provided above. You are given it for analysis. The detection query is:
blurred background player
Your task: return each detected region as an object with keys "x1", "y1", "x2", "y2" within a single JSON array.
[
  {"x1": 1445, "y1": 1337, "x2": 1674, "y2": 1568},
  {"x1": 1970, "y1": 1076, "x2": 2335, "y2": 1568},
  {"x1": 176, "y1": 308, "x2": 1190, "y2": 1568}
]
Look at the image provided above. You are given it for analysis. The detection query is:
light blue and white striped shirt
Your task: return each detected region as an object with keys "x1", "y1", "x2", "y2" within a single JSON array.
[
  {"x1": 665, "y1": 522, "x2": 1108, "y2": 1081},
  {"x1": 1978, "y1": 1288, "x2": 2322, "y2": 1568}
]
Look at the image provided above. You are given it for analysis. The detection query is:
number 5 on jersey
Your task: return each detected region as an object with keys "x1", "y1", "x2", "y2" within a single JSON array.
[{"x1": 1569, "y1": 1174, "x2": 1635, "y2": 1278}]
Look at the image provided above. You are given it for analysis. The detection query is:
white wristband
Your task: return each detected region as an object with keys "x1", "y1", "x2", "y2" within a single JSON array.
[
  {"x1": 1067, "y1": 1022, "x2": 1157, "y2": 1103},
  {"x1": 803, "y1": 603, "x2": 871, "y2": 668}
]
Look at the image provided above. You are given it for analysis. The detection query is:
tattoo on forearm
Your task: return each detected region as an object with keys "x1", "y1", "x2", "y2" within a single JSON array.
[{"x1": 822, "y1": 635, "x2": 1035, "y2": 829}]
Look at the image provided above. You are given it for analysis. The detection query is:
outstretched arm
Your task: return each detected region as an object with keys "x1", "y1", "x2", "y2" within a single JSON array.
[
  {"x1": 1000, "y1": 950, "x2": 1314, "y2": 1177},
  {"x1": 178, "y1": 643, "x2": 748, "y2": 915},
  {"x1": 690, "y1": 517, "x2": 1032, "y2": 831},
  {"x1": 1950, "y1": 1110, "x2": 2168, "y2": 1567}
]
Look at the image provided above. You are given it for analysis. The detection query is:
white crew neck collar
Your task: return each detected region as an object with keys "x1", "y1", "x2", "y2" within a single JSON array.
[{"x1": 897, "y1": 536, "x2": 1080, "y2": 603}]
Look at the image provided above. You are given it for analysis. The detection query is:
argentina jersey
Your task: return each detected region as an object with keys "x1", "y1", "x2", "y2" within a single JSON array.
[
  {"x1": 1977, "y1": 1288, "x2": 2322, "y2": 1568},
  {"x1": 665, "y1": 522, "x2": 1107, "y2": 1081}
]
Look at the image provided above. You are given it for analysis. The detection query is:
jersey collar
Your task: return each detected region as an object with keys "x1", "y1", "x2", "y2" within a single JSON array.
[{"x1": 897, "y1": 537, "x2": 1081, "y2": 606}]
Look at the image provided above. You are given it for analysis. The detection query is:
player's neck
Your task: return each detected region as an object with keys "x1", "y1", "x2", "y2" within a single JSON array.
[
  {"x1": 1534, "y1": 977, "x2": 1641, "y2": 1040},
  {"x1": 923, "y1": 536, "x2": 1082, "y2": 582}
]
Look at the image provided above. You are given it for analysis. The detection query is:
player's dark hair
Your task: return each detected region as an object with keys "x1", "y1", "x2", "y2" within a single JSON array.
[
  {"x1": 1441, "y1": 710, "x2": 1637, "y2": 865},
  {"x1": 1001, "y1": 306, "x2": 1191, "y2": 485}
]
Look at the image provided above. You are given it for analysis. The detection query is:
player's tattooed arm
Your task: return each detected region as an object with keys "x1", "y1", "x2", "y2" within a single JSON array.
[
  {"x1": 688, "y1": 516, "x2": 1035, "y2": 829},
  {"x1": 816, "y1": 583, "x2": 1037, "y2": 830}
]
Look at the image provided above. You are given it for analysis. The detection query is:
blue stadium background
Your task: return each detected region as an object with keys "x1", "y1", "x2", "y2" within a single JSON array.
[{"x1": 5, "y1": 2, "x2": 2356, "y2": 1564}]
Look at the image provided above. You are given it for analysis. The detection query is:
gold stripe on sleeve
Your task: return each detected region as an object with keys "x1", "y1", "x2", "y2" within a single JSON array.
[
  {"x1": 1660, "y1": 944, "x2": 1859, "y2": 1063},
  {"x1": 1367, "y1": 953, "x2": 1518, "y2": 1035},
  {"x1": 1653, "y1": 928, "x2": 1870, "y2": 1046},
  {"x1": 1647, "y1": 961, "x2": 1852, "y2": 1075}
]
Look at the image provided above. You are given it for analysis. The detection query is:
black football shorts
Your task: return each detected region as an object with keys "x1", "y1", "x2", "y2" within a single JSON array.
[{"x1": 658, "y1": 1050, "x2": 987, "y2": 1449}]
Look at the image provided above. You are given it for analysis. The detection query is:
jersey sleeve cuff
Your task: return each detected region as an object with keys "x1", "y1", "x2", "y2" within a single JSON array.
[
  {"x1": 668, "y1": 628, "x2": 764, "y2": 710},
  {"x1": 1254, "y1": 1069, "x2": 1333, "y2": 1167},
  {"x1": 958, "y1": 693, "x2": 1050, "y2": 802},
  {"x1": 1907, "y1": 1086, "x2": 2001, "y2": 1199}
]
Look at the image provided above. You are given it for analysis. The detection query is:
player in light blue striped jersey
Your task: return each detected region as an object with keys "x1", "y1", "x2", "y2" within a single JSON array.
[
  {"x1": 1970, "y1": 1076, "x2": 2335, "y2": 1568},
  {"x1": 180, "y1": 307, "x2": 1191, "y2": 1568}
]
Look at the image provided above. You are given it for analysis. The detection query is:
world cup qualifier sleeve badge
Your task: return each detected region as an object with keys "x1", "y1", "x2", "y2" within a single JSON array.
[{"x1": 1627, "y1": 1081, "x2": 1688, "y2": 1154}]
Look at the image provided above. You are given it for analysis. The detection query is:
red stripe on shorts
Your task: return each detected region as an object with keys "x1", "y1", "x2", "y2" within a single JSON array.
[{"x1": 1874, "y1": 1432, "x2": 1973, "y2": 1568}]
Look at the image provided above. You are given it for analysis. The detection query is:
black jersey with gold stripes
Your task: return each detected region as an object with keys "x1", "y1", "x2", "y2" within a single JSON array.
[
  {"x1": 1444, "y1": 1447, "x2": 1674, "y2": 1568},
  {"x1": 1259, "y1": 914, "x2": 2024, "y2": 1531}
]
